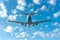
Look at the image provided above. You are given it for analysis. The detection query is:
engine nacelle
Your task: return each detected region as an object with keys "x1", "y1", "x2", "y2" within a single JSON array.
[
  {"x1": 22, "y1": 23, "x2": 24, "y2": 25},
  {"x1": 36, "y1": 23, "x2": 38, "y2": 25}
]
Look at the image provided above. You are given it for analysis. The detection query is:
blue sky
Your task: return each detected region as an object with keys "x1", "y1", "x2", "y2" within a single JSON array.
[{"x1": 0, "y1": 0, "x2": 60, "y2": 40}]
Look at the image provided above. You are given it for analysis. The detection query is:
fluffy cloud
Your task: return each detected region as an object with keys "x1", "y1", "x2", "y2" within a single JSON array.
[
  {"x1": 17, "y1": 0, "x2": 26, "y2": 6},
  {"x1": 16, "y1": 5, "x2": 25, "y2": 11},
  {"x1": 39, "y1": 32, "x2": 45, "y2": 38},
  {"x1": 15, "y1": 32, "x2": 29, "y2": 38},
  {"x1": 49, "y1": 28, "x2": 60, "y2": 37},
  {"x1": 3, "y1": 26, "x2": 13, "y2": 33},
  {"x1": 46, "y1": 28, "x2": 60, "y2": 37},
  {"x1": 50, "y1": 33, "x2": 57, "y2": 37},
  {"x1": 53, "y1": 22, "x2": 58, "y2": 26},
  {"x1": 24, "y1": 38, "x2": 27, "y2": 40},
  {"x1": 11, "y1": 9, "x2": 17, "y2": 14},
  {"x1": 16, "y1": 0, "x2": 26, "y2": 11},
  {"x1": 30, "y1": 8, "x2": 34, "y2": 12},
  {"x1": 40, "y1": 5, "x2": 46, "y2": 10},
  {"x1": 47, "y1": 16, "x2": 51, "y2": 19},
  {"x1": 53, "y1": 28, "x2": 59, "y2": 32},
  {"x1": 7, "y1": 14, "x2": 18, "y2": 20},
  {"x1": 2, "y1": 26, "x2": 60, "y2": 39},
  {"x1": 33, "y1": 0, "x2": 41, "y2": 4},
  {"x1": 31, "y1": 31, "x2": 45, "y2": 38},
  {"x1": 48, "y1": 0, "x2": 56, "y2": 5},
  {"x1": 14, "y1": 26, "x2": 23, "y2": 32},
  {"x1": 20, "y1": 14, "x2": 22, "y2": 17},
  {"x1": 31, "y1": 28, "x2": 60, "y2": 38},
  {"x1": 20, "y1": 32, "x2": 29, "y2": 38},
  {"x1": 34, "y1": 9, "x2": 39, "y2": 13},
  {"x1": 53, "y1": 11, "x2": 60, "y2": 18},
  {"x1": 0, "y1": 2, "x2": 7, "y2": 18}
]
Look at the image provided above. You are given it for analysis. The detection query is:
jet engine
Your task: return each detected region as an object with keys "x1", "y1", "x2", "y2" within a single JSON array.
[
  {"x1": 22, "y1": 23, "x2": 24, "y2": 25},
  {"x1": 36, "y1": 23, "x2": 38, "y2": 25}
]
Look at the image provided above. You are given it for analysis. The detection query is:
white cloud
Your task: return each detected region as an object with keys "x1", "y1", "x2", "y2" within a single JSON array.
[
  {"x1": 16, "y1": 0, "x2": 26, "y2": 11},
  {"x1": 52, "y1": 22, "x2": 59, "y2": 26},
  {"x1": 53, "y1": 11, "x2": 60, "y2": 18},
  {"x1": 40, "y1": 5, "x2": 46, "y2": 10},
  {"x1": 16, "y1": 5, "x2": 25, "y2": 11},
  {"x1": 47, "y1": 16, "x2": 51, "y2": 19},
  {"x1": 2, "y1": 26, "x2": 60, "y2": 39},
  {"x1": 14, "y1": 26, "x2": 23, "y2": 32},
  {"x1": 54, "y1": 22, "x2": 58, "y2": 26},
  {"x1": 17, "y1": 0, "x2": 26, "y2": 6},
  {"x1": 34, "y1": 9, "x2": 39, "y2": 13},
  {"x1": 30, "y1": 8, "x2": 34, "y2": 12},
  {"x1": 14, "y1": 26, "x2": 20, "y2": 29},
  {"x1": 48, "y1": 0, "x2": 56, "y2": 5},
  {"x1": 15, "y1": 32, "x2": 29, "y2": 38},
  {"x1": 33, "y1": 0, "x2": 41, "y2": 4},
  {"x1": 15, "y1": 35, "x2": 20, "y2": 38},
  {"x1": 31, "y1": 31, "x2": 45, "y2": 38},
  {"x1": 7, "y1": 14, "x2": 18, "y2": 20},
  {"x1": 20, "y1": 14, "x2": 22, "y2": 17},
  {"x1": 53, "y1": 28, "x2": 59, "y2": 33},
  {"x1": 53, "y1": 14, "x2": 58, "y2": 18},
  {"x1": 58, "y1": 32, "x2": 60, "y2": 35},
  {"x1": 19, "y1": 28, "x2": 23, "y2": 32},
  {"x1": 11, "y1": 9, "x2": 17, "y2": 14},
  {"x1": 59, "y1": 24, "x2": 60, "y2": 27},
  {"x1": 20, "y1": 32, "x2": 29, "y2": 38},
  {"x1": 3, "y1": 26, "x2": 13, "y2": 33},
  {"x1": 46, "y1": 33, "x2": 50, "y2": 37},
  {"x1": 45, "y1": 25, "x2": 48, "y2": 28},
  {"x1": 0, "y1": 2, "x2": 7, "y2": 18},
  {"x1": 33, "y1": 31, "x2": 39, "y2": 35},
  {"x1": 31, "y1": 31, "x2": 39, "y2": 38},
  {"x1": 46, "y1": 28, "x2": 60, "y2": 37},
  {"x1": 28, "y1": 3, "x2": 34, "y2": 8},
  {"x1": 39, "y1": 28, "x2": 43, "y2": 30},
  {"x1": 24, "y1": 38, "x2": 27, "y2": 40},
  {"x1": 50, "y1": 33, "x2": 57, "y2": 37},
  {"x1": 39, "y1": 32, "x2": 45, "y2": 38},
  {"x1": 31, "y1": 29, "x2": 60, "y2": 38}
]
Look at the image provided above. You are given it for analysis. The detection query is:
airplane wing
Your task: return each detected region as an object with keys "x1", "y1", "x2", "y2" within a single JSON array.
[
  {"x1": 8, "y1": 20, "x2": 28, "y2": 25},
  {"x1": 32, "y1": 19, "x2": 52, "y2": 24}
]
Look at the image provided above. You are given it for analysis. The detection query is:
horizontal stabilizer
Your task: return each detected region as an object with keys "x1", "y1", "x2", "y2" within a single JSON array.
[{"x1": 21, "y1": 12, "x2": 38, "y2": 15}]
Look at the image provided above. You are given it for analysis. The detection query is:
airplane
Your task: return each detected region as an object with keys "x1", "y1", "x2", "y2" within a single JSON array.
[{"x1": 8, "y1": 13, "x2": 51, "y2": 27}]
